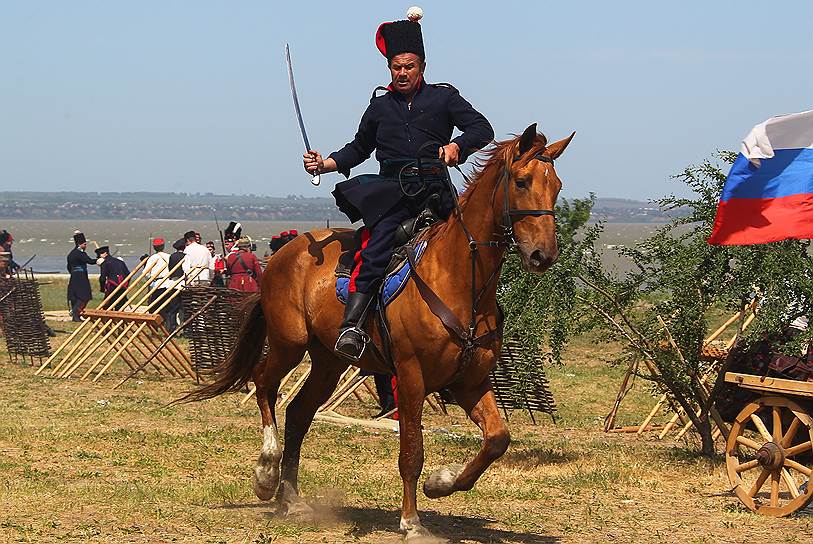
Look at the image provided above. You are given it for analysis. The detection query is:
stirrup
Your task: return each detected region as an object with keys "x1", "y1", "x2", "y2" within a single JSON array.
[{"x1": 334, "y1": 327, "x2": 369, "y2": 362}]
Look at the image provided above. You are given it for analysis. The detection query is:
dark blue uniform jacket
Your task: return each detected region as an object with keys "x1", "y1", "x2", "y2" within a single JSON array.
[
  {"x1": 67, "y1": 247, "x2": 95, "y2": 303},
  {"x1": 99, "y1": 256, "x2": 129, "y2": 296},
  {"x1": 329, "y1": 81, "x2": 493, "y2": 226}
]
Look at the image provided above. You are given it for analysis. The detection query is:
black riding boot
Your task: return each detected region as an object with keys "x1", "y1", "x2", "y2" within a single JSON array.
[{"x1": 335, "y1": 291, "x2": 374, "y2": 361}]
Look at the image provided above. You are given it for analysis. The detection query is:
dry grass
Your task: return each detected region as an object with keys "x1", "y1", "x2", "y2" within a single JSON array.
[{"x1": 1, "y1": 325, "x2": 812, "y2": 543}]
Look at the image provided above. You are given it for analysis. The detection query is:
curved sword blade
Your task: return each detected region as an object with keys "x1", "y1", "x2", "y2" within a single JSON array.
[
  {"x1": 285, "y1": 43, "x2": 311, "y2": 151},
  {"x1": 285, "y1": 44, "x2": 320, "y2": 185}
]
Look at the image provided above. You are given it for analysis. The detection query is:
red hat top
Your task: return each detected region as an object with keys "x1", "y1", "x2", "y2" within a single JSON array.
[
  {"x1": 152, "y1": 237, "x2": 165, "y2": 246},
  {"x1": 375, "y1": 7, "x2": 425, "y2": 60},
  {"x1": 289, "y1": 229, "x2": 298, "y2": 236}
]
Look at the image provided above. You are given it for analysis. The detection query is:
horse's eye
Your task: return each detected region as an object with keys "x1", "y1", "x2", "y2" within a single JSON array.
[{"x1": 515, "y1": 178, "x2": 528, "y2": 189}]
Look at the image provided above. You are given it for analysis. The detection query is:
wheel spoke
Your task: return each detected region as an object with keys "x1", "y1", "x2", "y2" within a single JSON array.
[
  {"x1": 735, "y1": 435, "x2": 762, "y2": 451},
  {"x1": 785, "y1": 440, "x2": 813, "y2": 458},
  {"x1": 785, "y1": 458, "x2": 813, "y2": 477},
  {"x1": 750, "y1": 414, "x2": 773, "y2": 442},
  {"x1": 781, "y1": 468, "x2": 800, "y2": 499},
  {"x1": 771, "y1": 471, "x2": 780, "y2": 507},
  {"x1": 781, "y1": 416, "x2": 802, "y2": 448},
  {"x1": 772, "y1": 406, "x2": 783, "y2": 442},
  {"x1": 748, "y1": 469, "x2": 771, "y2": 498},
  {"x1": 736, "y1": 458, "x2": 760, "y2": 473}
]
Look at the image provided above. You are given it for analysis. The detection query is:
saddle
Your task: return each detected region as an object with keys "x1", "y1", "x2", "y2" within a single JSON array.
[{"x1": 334, "y1": 207, "x2": 440, "y2": 306}]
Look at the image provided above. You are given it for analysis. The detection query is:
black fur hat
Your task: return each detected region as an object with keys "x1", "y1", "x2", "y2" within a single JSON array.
[
  {"x1": 224, "y1": 221, "x2": 242, "y2": 241},
  {"x1": 173, "y1": 238, "x2": 186, "y2": 251},
  {"x1": 376, "y1": 20, "x2": 424, "y2": 61},
  {"x1": 73, "y1": 231, "x2": 86, "y2": 245}
]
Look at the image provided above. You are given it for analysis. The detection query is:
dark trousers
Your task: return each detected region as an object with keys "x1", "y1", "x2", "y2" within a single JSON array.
[
  {"x1": 349, "y1": 206, "x2": 413, "y2": 294},
  {"x1": 151, "y1": 289, "x2": 172, "y2": 328},
  {"x1": 373, "y1": 373, "x2": 396, "y2": 410},
  {"x1": 163, "y1": 293, "x2": 182, "y2": 333},
  {"x1": 104, "y1": 293, "x2": 128, "y2": 311}
]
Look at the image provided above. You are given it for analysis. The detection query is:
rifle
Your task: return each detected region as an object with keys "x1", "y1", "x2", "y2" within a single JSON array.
[{"x1": 214, "y1": 213, "x2": 226, "y2": 255}]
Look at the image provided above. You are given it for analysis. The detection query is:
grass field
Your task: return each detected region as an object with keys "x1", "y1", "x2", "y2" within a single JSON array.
[{"x1": 1, "y1": 283, "x2": 812, "y2": 543}]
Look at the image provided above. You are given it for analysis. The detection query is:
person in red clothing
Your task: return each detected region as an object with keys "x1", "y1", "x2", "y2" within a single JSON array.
[{"x1": 226, "y1": 236, "x2": 262, "y2": 292}]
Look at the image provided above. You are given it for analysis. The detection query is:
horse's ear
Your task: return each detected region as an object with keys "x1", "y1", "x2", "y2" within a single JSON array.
[
  {"x1": 545, "y1": 131, "x2": 576, "y2": 160},
  {"x1": 517, "y1": 123, "x2": 537, "y2": 157}
]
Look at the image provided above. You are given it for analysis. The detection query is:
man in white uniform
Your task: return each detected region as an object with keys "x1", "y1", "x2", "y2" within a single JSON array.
[{"x1": 182, "y1": 230, "x2": 213, "y2": 284}]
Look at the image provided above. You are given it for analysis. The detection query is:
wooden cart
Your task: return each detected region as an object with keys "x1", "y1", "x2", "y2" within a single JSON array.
[{"x1": 724, "y1": 372, "x2": 813, "y2": 516}]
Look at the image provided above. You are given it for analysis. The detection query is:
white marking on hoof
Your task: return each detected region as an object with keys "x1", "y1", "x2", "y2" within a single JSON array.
[
  {"x1": 423, "y1": 463, "x2": 465, "y2": 499},
  {"x1": 253, "y1": 425, "x2": 281, "y2": 501},
  {"x1": 401, "y1": 515, "x2": 443, "y2": 542}
]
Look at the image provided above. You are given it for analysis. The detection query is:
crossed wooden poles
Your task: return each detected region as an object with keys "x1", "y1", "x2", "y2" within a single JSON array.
[
  {"x1": 238, "y1": 363, "x2": 445, "y2": 432},
  {"x1": 606, "y1": 300, "x2": 758, "y2": 439},
  {"x1": 35, "y1": 258, "x2": 204, "y2": 384}
]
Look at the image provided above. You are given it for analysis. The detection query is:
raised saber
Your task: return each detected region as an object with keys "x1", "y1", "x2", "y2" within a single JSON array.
[{"x1": 285, "y1": 43, "x2": 320, "y2": 186}]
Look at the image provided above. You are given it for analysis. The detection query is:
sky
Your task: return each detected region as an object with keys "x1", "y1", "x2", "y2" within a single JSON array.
[{"x1": 2, "y1": 1, "x2": 812, "y2": 201}]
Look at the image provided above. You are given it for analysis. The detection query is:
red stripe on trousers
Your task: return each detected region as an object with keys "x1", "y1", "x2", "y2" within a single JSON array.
[{"x1": 348, "y1": 227, "x2": 371, "y2": 293}]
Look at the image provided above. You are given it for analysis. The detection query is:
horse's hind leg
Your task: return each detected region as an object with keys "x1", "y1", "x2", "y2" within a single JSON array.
[
  {"x1": 423, "y1": 379, "x2": 510, "y2": 499},
  {"x1": 253, "y1": 343, "x2": 306, "y2": 501},
  {"x1": 277, "y1": 342, "x2": 346, "y2": 516}
]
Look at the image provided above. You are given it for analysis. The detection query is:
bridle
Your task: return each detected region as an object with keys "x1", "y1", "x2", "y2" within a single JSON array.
[
  {"x1": 499, "y1": 152, "x2": 557, "y2": 245},
  {"x1": 451, "y1": 150, "x2": 557, "y2": 249}
]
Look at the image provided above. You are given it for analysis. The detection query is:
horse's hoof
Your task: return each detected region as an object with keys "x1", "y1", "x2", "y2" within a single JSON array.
[
  {"x1": 422, "y1": 464, "x2": 465, "y2": 499},
  {"x1": 284, "y1": 499, "x2": 315, "y2": 520},
  {"x1": 252, "y1": 469, "x2": 278, "y2": 501}
]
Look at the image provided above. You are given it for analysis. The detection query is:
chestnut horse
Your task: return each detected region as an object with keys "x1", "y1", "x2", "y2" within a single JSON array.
[{"x1": 187, "y1": 123, "x2": 573, "y2": 540}]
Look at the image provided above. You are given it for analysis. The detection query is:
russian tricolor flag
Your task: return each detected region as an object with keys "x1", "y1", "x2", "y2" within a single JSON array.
[{"x1": 709, "y1": 109, "x2": 813, "y2": 245}]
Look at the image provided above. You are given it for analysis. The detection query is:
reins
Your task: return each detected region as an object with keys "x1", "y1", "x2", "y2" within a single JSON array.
[{"x1": 402, "y1": 147, "x2": 557, "y2": 383}]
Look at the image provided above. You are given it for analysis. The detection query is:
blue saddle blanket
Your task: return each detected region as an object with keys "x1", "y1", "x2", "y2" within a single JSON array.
[{"x1": 336, "y1": 241, "x2": 428, "y2": 306}]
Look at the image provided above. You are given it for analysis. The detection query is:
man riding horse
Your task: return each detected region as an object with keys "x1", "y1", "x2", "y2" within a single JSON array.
[{"x1": 303, "y1": 13, "x2": 494, "y2": 361}]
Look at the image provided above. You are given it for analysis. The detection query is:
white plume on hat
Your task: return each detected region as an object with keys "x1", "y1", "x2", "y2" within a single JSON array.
[{"x1": 407, "y1": 6, "x2": 423, "y2": 21}]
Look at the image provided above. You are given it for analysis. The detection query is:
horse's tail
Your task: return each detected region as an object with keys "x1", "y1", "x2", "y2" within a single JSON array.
[{"x1": 175, "y1": 292, "x2": 266, "y2": 404}]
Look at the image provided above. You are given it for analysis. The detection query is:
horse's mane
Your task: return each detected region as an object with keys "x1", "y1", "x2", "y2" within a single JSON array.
[{"x1": 424, "y1": 131, "x2": 548, "y2": 240}]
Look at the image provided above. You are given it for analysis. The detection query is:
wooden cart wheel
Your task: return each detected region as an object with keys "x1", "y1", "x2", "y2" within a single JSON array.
[{"x1": 726, "y1": 396, "x2": 813, "y2": 516}]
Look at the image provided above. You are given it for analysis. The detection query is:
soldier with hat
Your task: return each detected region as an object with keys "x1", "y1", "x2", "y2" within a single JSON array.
[
  {"x1": 226, "y1": 236, "x2": 263, "y2": 292},
  {"x1": 0, "y1": 230, "x2": 19, "y2": 277},
  {"x1": 96, "y1": 246, "x2": 130, "y2": 310},
  {"x1": 303, "y1": 8, "x2": 494, "y2": 360},
  {"x1": 66, "y1": 231, "x2": 97, "y2": 321}
]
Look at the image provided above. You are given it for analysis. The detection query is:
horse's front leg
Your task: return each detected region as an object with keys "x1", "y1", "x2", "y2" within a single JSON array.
[
  {"x1": 423, "y1": 379, "x2": 509, "y2": 498},
  {"x1": 396, "y1": 364, "x2": 434, "y2": 541}
]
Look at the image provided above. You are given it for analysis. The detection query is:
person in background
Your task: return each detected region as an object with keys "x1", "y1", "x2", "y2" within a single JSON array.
[
  {"x1": 162, "y1": 238, "x2": 186, "y2": 332},
  {"x1": 96, "y1": 246, "x2": 130, "y2": 310},
  {"x1": 206, "y1": 240, "x2": 226, "y2": 287},
  {"x1": 0, "y1": 230, "x2": 19, "y2": 275},
  {"x1": 226, "y1": 236, "x2": 262, "y2": 292},
  {"x1": 145, "y1": 237, "x2": 171, "y2": 315},
  {"x1": 194, "y1": 232, "x2": 202, "y2": 244},
  {"x1": 182, "y1": 230, "x2": 213, "y2": 284},
  {"x1": 67, "y1": 231, "x2": 96, "y2": 322}
]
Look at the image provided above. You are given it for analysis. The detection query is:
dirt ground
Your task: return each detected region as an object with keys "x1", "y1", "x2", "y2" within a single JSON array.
[{"x1": 1, "y1": 328, "x2": 812, "y2": 544}]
